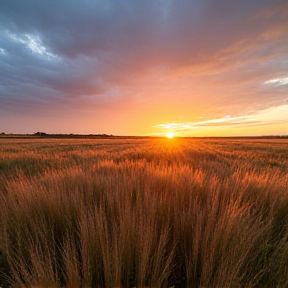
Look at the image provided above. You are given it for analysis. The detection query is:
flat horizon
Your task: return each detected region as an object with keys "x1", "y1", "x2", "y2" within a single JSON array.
[{"x1": 1, "y1": 132, "x2": 288, "y2": 139}]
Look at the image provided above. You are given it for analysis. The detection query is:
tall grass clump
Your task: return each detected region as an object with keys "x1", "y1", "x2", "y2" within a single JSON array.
[{"x1": 0, "y1": 137, "x2": 288, "y2": 287}]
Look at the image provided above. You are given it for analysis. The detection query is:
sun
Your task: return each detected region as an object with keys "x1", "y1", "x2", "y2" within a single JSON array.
[{"x1": 167, "y1": 133, "x2": 174, "y2": 139}]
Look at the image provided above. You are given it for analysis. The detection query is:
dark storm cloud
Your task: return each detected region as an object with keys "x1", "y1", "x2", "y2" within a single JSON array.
[{"x1": 0, "y1": 0, "x2": 288, "y2": 117}]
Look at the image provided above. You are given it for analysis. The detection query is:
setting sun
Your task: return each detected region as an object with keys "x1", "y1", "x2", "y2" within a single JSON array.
[{"x1": 167, "y1": 133, "x2": 174, "y2": 139}]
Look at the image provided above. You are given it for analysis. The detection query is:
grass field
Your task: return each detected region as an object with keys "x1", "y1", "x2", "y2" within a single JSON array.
[{"x1": 0, "y1": 137, "x2": 288, "y2": 288}]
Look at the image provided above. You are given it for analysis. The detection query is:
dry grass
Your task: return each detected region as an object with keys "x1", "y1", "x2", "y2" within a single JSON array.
[{"x1": 0, "y1": 137, "x2": 288, "y2": 287}]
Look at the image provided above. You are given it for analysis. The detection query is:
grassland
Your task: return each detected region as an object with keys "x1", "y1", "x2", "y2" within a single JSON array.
[{"x1": 0, "y1": 137, "x2": 288, "y2": 288}]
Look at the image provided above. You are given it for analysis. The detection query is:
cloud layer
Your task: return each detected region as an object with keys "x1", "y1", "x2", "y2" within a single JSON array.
[{"x1": 0, "y1": 0, "x2": 287, "y2": 135}]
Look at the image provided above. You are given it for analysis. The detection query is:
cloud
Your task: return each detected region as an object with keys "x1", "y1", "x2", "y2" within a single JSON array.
[
  {"x1": 264, "y1": 77, "x2": 288, "y2": 86},
  {"x1": 153, "y1": 104, "x2": 288, "y2": 134}
]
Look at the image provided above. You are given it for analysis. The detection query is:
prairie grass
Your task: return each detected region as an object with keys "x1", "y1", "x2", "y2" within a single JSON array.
[{"x1": 0, "y1": 137, "x2": 288, "y2": 287}]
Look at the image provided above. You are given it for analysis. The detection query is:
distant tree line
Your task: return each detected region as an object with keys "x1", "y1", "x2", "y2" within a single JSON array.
[
  {"x1": 34, "y1": 132, "x2": 47, "y2": 136},
  {"x1": 33, "y1": 132, "x2": 113, "y2": 138}
]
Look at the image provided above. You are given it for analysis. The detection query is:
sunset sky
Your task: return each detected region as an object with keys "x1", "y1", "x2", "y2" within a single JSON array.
[{"x1": 0, "y1": 0, "x2": 287, "y2": 136}]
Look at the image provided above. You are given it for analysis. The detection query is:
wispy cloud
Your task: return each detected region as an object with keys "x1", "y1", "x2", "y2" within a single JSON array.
[
  {"x1": 6, "y1": 31, "x2": 57, "y2": 59},
  {"x1": 264, "y1": 77, "x2": 288, "y2": 86},
  {"x1": 153, "y1": 105, "x2": 288, "y2": 135}
]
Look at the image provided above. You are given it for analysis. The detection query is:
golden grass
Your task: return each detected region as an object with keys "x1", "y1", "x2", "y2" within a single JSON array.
[{"x1": 0, "y1": 137, "x2": 288, "y2": 287}]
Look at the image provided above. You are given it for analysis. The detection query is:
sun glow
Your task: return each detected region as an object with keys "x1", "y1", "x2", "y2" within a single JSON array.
[{"x1": 167, "y1": 133, "x2": 174, "y2": 139}]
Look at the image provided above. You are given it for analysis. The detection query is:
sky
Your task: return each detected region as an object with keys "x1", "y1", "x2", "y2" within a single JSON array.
[{"x1": 0, "y1": 0, "x2": 287, "y2": 137}]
